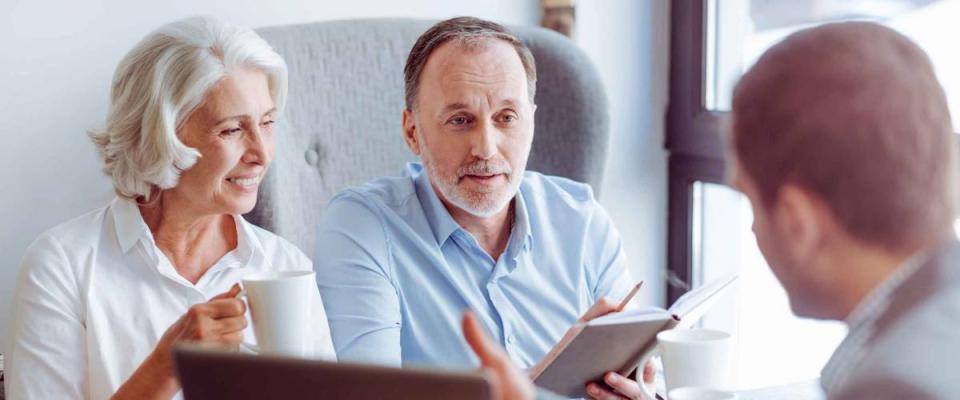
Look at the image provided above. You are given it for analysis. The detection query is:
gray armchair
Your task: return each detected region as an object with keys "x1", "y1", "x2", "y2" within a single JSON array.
[{"x1": 249, "y1": 19, "x2": 610, "y2": 257}]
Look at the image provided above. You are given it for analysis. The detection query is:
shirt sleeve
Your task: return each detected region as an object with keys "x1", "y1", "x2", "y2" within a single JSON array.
[
  {"x1": 584, "y1": 200, "x2": 633, "y2": 303},
  {"x1": 314, "y1": 192, "x2": 402, "y2": 367},
  {"x1": 7, "y1": 233, "x2": 88, "y2": 399}
]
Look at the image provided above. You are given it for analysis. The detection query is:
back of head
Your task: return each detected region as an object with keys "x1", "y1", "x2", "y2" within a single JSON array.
[{"x1": 732, "y1": 22, "x2": 957, "y2": 251}]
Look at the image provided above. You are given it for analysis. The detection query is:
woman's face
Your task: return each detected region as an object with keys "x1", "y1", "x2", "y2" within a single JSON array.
[{"x1": 172, "y1": 67, "x2": 276, "y2": 216}]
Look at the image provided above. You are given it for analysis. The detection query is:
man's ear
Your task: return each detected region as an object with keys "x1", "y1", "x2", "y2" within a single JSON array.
[
  {"x1": 775, "y1": 184, "x2": 830, "y2": 257},
  {"x1": 402, "y1": 109, "x2": 421, "y2": 156}
]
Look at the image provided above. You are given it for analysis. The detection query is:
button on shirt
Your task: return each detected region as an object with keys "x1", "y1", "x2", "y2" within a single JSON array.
[
  {"x1": 316, "y1": 163, "x2": 632, "y2": 369},
  {"x1": 7, "y1": 197, "x2": 336, "y2": 399}
]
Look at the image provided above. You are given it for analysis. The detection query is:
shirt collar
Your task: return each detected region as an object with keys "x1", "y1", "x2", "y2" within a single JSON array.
[
  {"x1": 507, "y1": 186, "x2": 533, "y2": 259},
  {"x1": 843, "y1": 245, "x2": 934, "y2": 330},
  {"x1": 821, "y1": 244, "x2": 934, "y2": 393},
  {"x1": 111, "y1": 196, "x2": 153, "y2": 254},
  {"x1": 413, "y1": 163, "x2": 462, "y2": 246},
  {"x1": 110, "y1": 196, "x2": 261, "y2": 270},
  {"x1": 411, "y1": 162, "x2": 533, "y2": 253},
  {"x1": 233, "y1": 213, "x2": 262, "y2": 268}
]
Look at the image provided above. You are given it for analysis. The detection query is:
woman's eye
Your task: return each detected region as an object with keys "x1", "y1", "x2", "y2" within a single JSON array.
[
  {"x1": 262, "y1": 120, "x2": 275, "y2": 127},
  {"x1": 220, "y1": 127, "x2": 242, "y2": 136},
  {"x1": 502, "y1": 114, "x2": 517, "y2": 123}
]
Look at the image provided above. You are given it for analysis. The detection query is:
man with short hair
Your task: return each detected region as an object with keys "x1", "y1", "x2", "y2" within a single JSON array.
[
  {"x1": 728, "y1": 21, "x2": 960, "y2": 399},
  {"x1": 466, "y1": 21, "x2": 960, "y2": 400},
  {"x1": 315, "y1": 16, "x2": 642, "y2": 394}
]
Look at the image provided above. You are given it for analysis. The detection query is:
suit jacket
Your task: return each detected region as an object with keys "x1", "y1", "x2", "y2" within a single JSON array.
[{"x1": 829, "y1": 238, "x2": 960, "y2": 399}]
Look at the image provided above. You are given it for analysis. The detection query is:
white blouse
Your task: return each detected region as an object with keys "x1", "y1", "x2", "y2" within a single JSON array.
[{"x1": 6, "y1": 197, "x2": 336, "y2": 399}]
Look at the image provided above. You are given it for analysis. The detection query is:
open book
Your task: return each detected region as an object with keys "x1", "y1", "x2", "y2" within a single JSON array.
[{"x1": 530, "y1": 276, "x2": 738, "y2": 398}]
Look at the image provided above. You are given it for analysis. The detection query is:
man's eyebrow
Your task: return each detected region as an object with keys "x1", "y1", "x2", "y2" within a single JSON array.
[{"x1": 439, "y1": 103, "x2": 470, "y2": 115}]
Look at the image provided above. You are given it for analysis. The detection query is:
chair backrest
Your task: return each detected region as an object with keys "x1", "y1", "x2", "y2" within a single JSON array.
[{"x1": 250, "y1": 18, "x2": 610, "y2": 257}]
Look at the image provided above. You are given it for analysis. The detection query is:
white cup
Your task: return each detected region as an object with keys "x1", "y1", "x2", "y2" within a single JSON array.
[
  {"x1": 656, "y1": 329, "x2": 733, "y2": 394},
  {"x1": 240, "y1": 270, "x2": 315, "y2": 357},
  {"x1": 668, "y1": 387, "x2": 738, "y2": 400}
]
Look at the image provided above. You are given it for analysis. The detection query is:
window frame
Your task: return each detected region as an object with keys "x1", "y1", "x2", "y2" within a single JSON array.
[{"x1": 665, "y1": 0, "x2": 730, "y2": 304}]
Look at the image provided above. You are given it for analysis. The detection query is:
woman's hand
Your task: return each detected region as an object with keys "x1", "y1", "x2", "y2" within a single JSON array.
[{"x1": 112, "y1": 284, "x2": 247, "y2": 400}]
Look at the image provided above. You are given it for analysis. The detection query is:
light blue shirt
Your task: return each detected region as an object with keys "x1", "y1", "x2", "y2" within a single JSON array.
[{"x1": 315, "y1": 163, "x2": 632, "y2": 369}]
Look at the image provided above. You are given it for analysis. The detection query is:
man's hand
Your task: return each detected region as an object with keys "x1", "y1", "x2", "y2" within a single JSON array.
[
  {"x1": 578, "y1": 296, "x2": 621, "y2": 322},
  {"x1": 529, "y1": 297, "x2": 624, "y2": 378},
  {"x1": 529, "y1": 297, "x2": 632, "y2": 378},
  {"x1": 573, "y1": 298, "x2": 657, "y2": 400},
  {"x1": 585, "y1": 364, "x2": 656, "y2": 400},
  {"x1": 463, "y1": 312, "x2": 536, "y2": 400}
]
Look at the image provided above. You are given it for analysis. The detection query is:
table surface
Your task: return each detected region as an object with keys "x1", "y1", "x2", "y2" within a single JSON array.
[
  {"x1": 735, "y1": 380, "x2": 824, "y2": 400},
  {"x1": 653, "y1": 379, "x2": 823, "y2": 400}
]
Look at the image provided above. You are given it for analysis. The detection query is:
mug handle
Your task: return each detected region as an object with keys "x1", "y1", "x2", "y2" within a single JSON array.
[
  {"x1": 233, "y1": 285, "x2": 259, "y2": 354},
  {"x1": 633, "y1": 346, "x2": 662, "y2": 400},
  {"x1": 239, "y1": 342, "x2": 261, "y2": 354}
]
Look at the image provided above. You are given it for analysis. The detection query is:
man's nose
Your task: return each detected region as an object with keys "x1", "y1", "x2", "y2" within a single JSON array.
[{"x1": 471, "y1": 123, "x2": 498, "y2": 160}]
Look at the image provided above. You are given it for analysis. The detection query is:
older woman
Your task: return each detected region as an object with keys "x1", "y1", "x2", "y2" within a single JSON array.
[{"x1": 7, "y1": 17, "x2": 335, "y2": 399}]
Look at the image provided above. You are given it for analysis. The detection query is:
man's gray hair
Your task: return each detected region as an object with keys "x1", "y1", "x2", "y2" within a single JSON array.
[
  {"x1": 89, "y1": 16, "x2": 288, "y2": 200},
  {"x1": 403, "y1": 16, "x2": 537, "y2": 111}
]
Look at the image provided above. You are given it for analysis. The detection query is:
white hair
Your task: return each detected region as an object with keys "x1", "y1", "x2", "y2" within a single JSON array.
[{"x1": 89, "y1": 16, "x2": 288, "y2": 200}]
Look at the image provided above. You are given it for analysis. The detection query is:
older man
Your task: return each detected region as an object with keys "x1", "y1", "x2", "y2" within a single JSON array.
[
  {"x1": 466, "y1": 21, "x2": 960, "y2": 400},
  {"x1": 314, "y1": 15, "x2": 635, "y2": 378}
]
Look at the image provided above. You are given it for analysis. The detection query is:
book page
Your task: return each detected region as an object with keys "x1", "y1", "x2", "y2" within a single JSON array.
[
  {"x1": 588, "y1": 307, "x2": 671, "y2": 326},
  {"x1": 668, "y1": 275, "x2": 738, "y2": 325}
]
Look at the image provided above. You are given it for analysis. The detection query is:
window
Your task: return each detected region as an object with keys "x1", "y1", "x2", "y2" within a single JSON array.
[
  {"x1": 667, "y1": 0, "x2": 960, "y2": 389},
  {"x1": 705, "y1": 0, "x2": 960, "y2": 131},
  {"x1": 692, "y1": 182, "x2": 846, "y2": 388}
]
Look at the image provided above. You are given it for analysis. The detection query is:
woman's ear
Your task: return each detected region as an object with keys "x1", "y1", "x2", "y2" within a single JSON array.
[{"x1": 402, "y1": 109, "x2": 421, "y2": 156}]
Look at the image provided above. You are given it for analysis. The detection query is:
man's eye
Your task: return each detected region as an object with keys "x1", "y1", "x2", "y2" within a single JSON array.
[
  {"x1": 448, "y1": 116, "x2": 470, "y2": 126},
  {"x1": 261, "y1": 120, "x2": 275, "y2": 127},
  {"x1": 220, "y1": 128, "x2": 242, "y2": 136},
  {"x1": 501, "y1": 114, "x2": 517, "y2": 123}
]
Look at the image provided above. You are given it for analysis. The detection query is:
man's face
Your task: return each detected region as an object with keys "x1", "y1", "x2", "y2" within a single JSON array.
[
  {"x1": 402, "y1": 39, "x2": 535, "y2": 218},
  {"x1": 731, "y1": 156, "x2": 835, "y2": 318}
]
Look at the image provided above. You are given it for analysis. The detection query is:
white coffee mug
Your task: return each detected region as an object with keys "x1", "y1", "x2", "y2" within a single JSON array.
[
  {"x1": 240, "y1": 270, "x2": 315, "y2": 357},
  {"x1": 656, "y1": 329, "x2": 733, "y2": 394}
]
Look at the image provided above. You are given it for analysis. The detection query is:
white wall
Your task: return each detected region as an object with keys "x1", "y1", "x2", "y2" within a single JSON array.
[
  {"x1": 579, "y1": 0, "x2": 670, "y2": 307},
  {"x1": 0, "y1": 0, "x2": 669, "y2": 346}
]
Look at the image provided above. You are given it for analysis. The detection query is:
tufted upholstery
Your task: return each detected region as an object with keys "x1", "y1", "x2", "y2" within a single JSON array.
[{"x1": 248, "y1": 19, "x2": 610, "y2": 258}]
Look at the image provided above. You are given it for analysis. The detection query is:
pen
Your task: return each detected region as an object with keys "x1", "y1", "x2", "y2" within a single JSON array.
[{"x1": 616, "y1": 281, "x2": 643, "y2": 311}]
